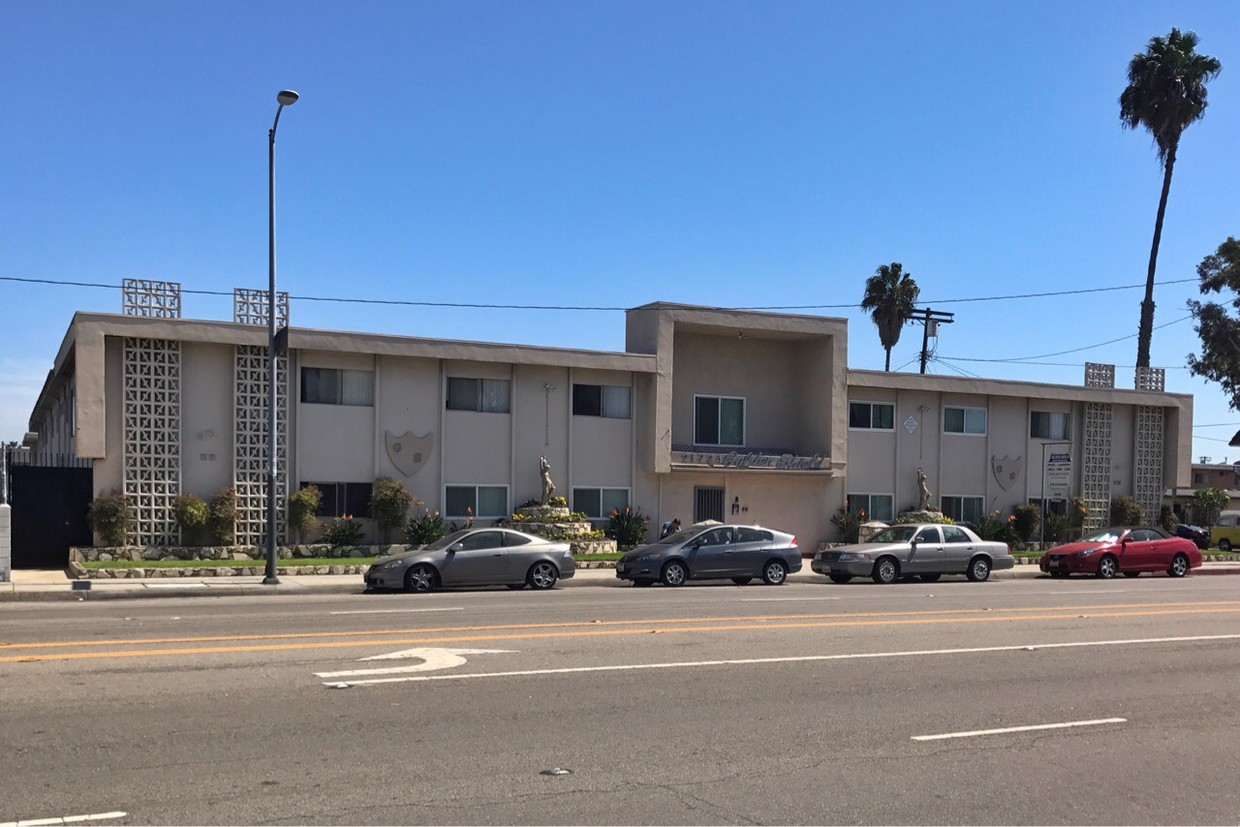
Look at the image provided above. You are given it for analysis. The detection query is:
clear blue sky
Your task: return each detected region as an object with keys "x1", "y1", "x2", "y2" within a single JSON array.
[{"x1": 3, "y1": 0, "x2": 1240, "y2": 464}]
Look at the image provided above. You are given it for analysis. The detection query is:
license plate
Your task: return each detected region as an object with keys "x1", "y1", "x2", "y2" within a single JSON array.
[{"x1": 1049, "y1": 561, "x2": 1063, "y2": 568}]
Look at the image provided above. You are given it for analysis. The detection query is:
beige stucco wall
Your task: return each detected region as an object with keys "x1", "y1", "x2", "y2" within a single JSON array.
[
  {"x1": 374, "y1": 354, "x2": 442, "y2": 506},
  {"x1": 441, "y1": 360, "x2": 514, "y2": 500},
  {"x1": 93, "y1": 337, "x2": 125, "y2": 497},
  {"x1": 567, "y1": 367, "x2": 635, "y2": 499},
  {"x1": 295, "y1": 350, "x2": 378, "y2": 485},
  {"x1": 180, "y1": 342, "x2": 234, "y2": 498}
]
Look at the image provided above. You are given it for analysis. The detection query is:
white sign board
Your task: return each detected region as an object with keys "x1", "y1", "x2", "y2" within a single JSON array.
[{"x1": 1046, "y1": 452, "x2": 1072, "y2": 497}]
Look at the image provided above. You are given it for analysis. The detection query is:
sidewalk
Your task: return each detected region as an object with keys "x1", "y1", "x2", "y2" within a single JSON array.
[{"x1": 4, "y1": 560, "x2": 1239, "y2": 602}]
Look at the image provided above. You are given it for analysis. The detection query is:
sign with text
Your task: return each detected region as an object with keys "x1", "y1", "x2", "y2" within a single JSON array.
[
  {"x1": 675, "y1": 451, "x2": 829, "y2": 471},
  {"x1": 1046, "y1": 452, "x2": 1072, "y2": 497}
]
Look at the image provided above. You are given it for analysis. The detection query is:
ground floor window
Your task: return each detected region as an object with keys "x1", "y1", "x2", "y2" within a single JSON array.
[
  {"x1": 941, "y1": 495, "x2": 985, "y2": 524},
  {"x1": 301, "y1": 481, "x2": 373, "y2": 518},
  {"x1": 694, "y1": 486, "x2": 725, "y2": 523},
  {"x1": 445, "y1": 485, "x2": 508, "y2": 519},
  {"x1": 572, "y1": 487, "x2": 629, "y2": 519},
  {"x1": 845, "y1": 493, "x2": 894, "y2": 522}
]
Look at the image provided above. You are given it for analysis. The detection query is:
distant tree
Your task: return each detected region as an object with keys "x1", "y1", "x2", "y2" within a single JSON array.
[
  {"x1": 1188, "y1": 237, "x2": 1240, "y2": 409},
  {"x1": 1120, "y1": 28, "x2": 1220, "y2": 368},
  {"x1": 1189, "y1": 487, "x2": 1229, "y2": 527},
  {"x1": 860, "y1": 262, "x2": 920, "y2": 371}
]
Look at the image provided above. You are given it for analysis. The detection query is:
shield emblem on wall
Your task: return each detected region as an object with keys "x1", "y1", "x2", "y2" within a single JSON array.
[
  {"x1": 386, "y1": 431, "x2": 433, "y2": 477},
  {"x1": 991, "y1": 454, "x2": 1024, "y2": 491}
]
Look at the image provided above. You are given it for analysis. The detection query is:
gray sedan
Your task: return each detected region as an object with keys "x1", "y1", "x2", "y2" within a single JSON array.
[
  {"x1": 364, "y1": 528, "x2": 575, "y2": 593},
  {"x1": 616, "y1": 524, "x2": 800, "y2": 587},
  {"x1": 812, "y1": 523, "x2": 1014, "y2": 584}
]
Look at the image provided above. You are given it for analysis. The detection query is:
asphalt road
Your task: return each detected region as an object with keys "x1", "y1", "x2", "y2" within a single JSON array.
[{"x1": 2, "y1": 575, "x2": 1239, "y2": 826}]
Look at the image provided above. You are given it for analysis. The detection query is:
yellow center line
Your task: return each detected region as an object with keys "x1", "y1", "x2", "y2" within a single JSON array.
[{"x1": 3, "y1": 605, "x2": 1239, "y2": 663}]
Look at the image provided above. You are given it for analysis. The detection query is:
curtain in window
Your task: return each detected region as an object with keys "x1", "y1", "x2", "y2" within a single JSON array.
[
  {"x1": 602, "y1": 386, "x2": 631, "y2": 418},
  {"x1": 719, "y1": 398, "x2": 744, "y2": 445},
  {"x1": 342, "y1": 370, "x2": 374, "y2": 406},
  {"x1": 481, "y1": 380, "x2": 510, "y2": 413},
  {"x1": 477, "y1": 486, "x2": 507, "y2": 517}
]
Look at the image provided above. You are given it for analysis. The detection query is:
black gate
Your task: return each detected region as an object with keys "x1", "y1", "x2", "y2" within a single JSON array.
[
  {"x1": 4, "y1": 450, "x2": 93, "y2": 569},
  {"x1": 694, "y1": 486, "x2": 725, "y2": 524}
]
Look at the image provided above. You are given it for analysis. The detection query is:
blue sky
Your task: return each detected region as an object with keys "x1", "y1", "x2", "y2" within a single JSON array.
[{"x1": 3, "y1": 0, "x2": 1240, "y2": 463}]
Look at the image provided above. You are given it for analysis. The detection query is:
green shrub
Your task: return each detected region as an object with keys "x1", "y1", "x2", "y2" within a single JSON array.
[
  {"x1": 1069, "y1": 496, "x2": 1088, "y2": 528},
  {"x1": 549, "y1": 495, "x2": 568, "y2": 508},
  {"x1": 208, "y1": 486, "x2": 238, "y2": 546},
  {"x1": 1109, "y1": 495, "x2": 1145, "y2": 527},
  {"x1": 371, "y1": 477, "x2": 415, "y2": 542},
  {"x1": 895, "y1": 511, "x2": 954, "y2": 525},
  {"x1": 1010, "y1": 504, "x2": 1040, "y2": 544},
  {"x1": 606, "y1": 506, "x2": 649, "y2": 549},
  {"x1": 1043, "y1": 512, "x2": 1070, "y2": 545},
  {"x1": 974, "y1": 512, "x2": 1017, "y2": 544},
  {"x1": 288, "y1": 485, "x2": 322, "y2": 543},
  {"x1": 830, "y1": 508, "x2": 864, "y2": 543},
  {"x1": 88, "y1": 490, "x2": 134, "y2": 546},
  {"x1": 174, "y1": 493, "x2": 209, "y2": 545},
  {"x1": 1158, "y1": 504, "x2": 1179, "y2": 534},
  {"x1": 405, "y1": 508, "x2": 447, "y2": 546},
  {"x1": 323, "y1": 515, "x2": 365, "y2": 548},
  {"x1": 1189, "y1": 487, "x2": 1228, "y2": 527}
]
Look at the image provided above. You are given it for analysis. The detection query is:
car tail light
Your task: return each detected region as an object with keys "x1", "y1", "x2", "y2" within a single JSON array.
[{"x1": 790, "y1": 536, "x2": 797, "y2": 548}]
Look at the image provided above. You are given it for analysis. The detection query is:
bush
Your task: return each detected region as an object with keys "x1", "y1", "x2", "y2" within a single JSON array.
[
  {"x1": 549, "y1": 495, "x2": 567, "y2": 508},
  {"x1": 208, "y1": 486, "x2": 238, "y2": 546},
  {"x1": 88, "y1": 490, "x2": 134, "y2": 546},
  {"x1": 405, "y1": 508, "x2": 448, "y2": 546},
  {"x1": 1159, "y1": 504, "x2": 1179, "y2": 534},
  {"x1": 830, "y1": 508, "x2": 864, "y2": 543},
  {"x1": 895, "y1": 511, "x2": 954, "y2": 525},
  {"x1": 174, "y1": 493, "x2": 209, "y2": 545},
  {"x1": 1043, "y1": 513, "x2": 1070, "y2": 545},
  {"x1": 973, "y1": 512, "x2": 1016, "y2": 544},
  {"x1": 1189, "y1": 488, "x2": 1228, "y2": 527},
  {"x1": 1011, "y1": 504, "x2": 1040, "y2": 544},
  {"x1": 1069, "y1": 497, "x2": 1088, "y2": 529},
  {"x1": 1110, "y1": 495, "x2": 1144, "y2": 527},
  {"x1": 371, "y1": 477, "x2": 415, "y2": 542},
  {"x1": 322, "y1": 515, "x2": 365, "y2": 548},
  {"x1": 606, "y1": 506, "x2": 649, "y2": 549},
  {"x1": 288, "y1": 485, "x2": 322, "y2": 543}
]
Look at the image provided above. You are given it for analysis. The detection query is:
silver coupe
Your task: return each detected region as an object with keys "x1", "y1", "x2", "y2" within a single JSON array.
[
  {"x1": 812, "y1": 523, "x2": 1014, "y2": 584},
  {"x1": 364, "y1": 528, "x2": 575, "y2": 592}
]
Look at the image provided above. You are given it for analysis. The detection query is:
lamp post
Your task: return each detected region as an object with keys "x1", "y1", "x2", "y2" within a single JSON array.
[{"x1": 265, "y1": 89, "x2": 298, "y2": 585}]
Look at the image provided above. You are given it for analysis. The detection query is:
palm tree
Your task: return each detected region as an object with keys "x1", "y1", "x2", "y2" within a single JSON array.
[
  {"x1": 860, "y1": 262, "x2": 920, "y2": 371},
  {"x1": 1120, "y1": 28, "x2": 1221, "y2": 368}
]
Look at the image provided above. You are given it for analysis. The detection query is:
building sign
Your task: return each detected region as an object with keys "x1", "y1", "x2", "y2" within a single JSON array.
[
  {"x1": 675, "y1": 451, "x2": 828, "y2": 471},
  {"x1": 1046, "y1": 452, "x2": 1072, "y2": 497}
]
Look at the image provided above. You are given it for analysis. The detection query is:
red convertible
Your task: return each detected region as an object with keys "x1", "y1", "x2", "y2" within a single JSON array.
[{"x1": 1039, "y1": 526, "x2": 1202, "y2": 579}]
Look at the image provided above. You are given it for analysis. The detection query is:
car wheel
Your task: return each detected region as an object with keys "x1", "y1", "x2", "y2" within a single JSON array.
[
  {"x1": 762, "y1": 560, "x2": 788, "y2": 585},
  {"x1": 507, "y1": 583, "x2": 526, "y2": 590},
  {"x1": 1122, "y1": 571, "x2": 1141, "y2": 578},
  {"x1": 404, "y1": 564, "x2": 438, "y2": 593},
  {"x1": 661, "y1": 560, "x2": 688, "y2": 587},
  {"x1": 1096, "y1": 555, "x2": 1118, "y2": 579},
  {"x1": 1221, "y1": 539, "x2": 1232, "y2": 552},
  {"x1": 632, "y1": 578, "x2": 654, "y2": 587},
  {"x1": 731, "y1": 577, "x2": 752, "y2": 585},
  {"x1": 871, "y1": 557, "x2": 899, "y2": 584},
  {"x1": 1169, "y1": 553, "x2": 1190, "y2": 578},
  {"x1": 919, "y1": 573, "x2": 941, "y2": 583},
  {"x1": 527, "y1": 562, "x2": 559, "y2": 590},
  {"x1": 828, "y1": 572, "x2": 853, "y2": 584},
  {"x1": 1049, "y1": 570, "x2": 1070, "y2": 579},
  {"x1": 966, "y1": 556, "x2": 991, "y2": 583}
]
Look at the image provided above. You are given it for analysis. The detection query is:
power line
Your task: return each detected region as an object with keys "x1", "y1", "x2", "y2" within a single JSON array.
[{"x1": 939, "y1": 315, "x2": 1192, "y2": 363}]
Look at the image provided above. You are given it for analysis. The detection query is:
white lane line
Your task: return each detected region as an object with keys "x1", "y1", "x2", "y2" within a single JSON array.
[
  {"x1": 144, "y1": 583, "x2": 207, "y2": 589},
  {"x1": 913, "y1": 718, "x2": 1127, "y2": 741},
  {"x1": 333, "y1": 632, "x2": 1240, "y2": 686},
  {"x1": 1, "y1": 811, "x2": 127, "y2": 827},
  {"x1": 741, "y1": 597, "x2": 842, "y2": 602},
  {"x1": 329, "y1": 607, "x2": 464, "y2": 615}
]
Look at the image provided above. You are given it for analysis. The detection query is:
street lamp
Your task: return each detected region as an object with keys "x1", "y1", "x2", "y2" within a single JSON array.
[{"x1": 265, "y1": 88, "x2": 298, "y2": 585}]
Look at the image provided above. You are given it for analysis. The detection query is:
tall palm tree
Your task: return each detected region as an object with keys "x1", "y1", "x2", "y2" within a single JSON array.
[
  {"x1": 1120, "y1": 28, "x2": 1221, "y2": 368},
  {"x1": 860, "y1": 262, "x2": 920, "y2": 371}
]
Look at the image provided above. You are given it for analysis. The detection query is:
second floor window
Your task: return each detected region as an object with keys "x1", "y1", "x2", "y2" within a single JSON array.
[
  {"x1": 849, "y1": 401, "x2": 894, "y2": 430},
  {"x1": 1031, "y1": 411, "x2": 1070, "y2": 440},
  {"x1": 301, "y1": 368, "x2": 374, "y2": 406},
  {"x1": 695, "y1": 396, "x2": 744, "y2": 446},
  {"x1": 944, "y1": 406, "x2": 986, "y2": 435},
  {"x1": 447, "y1": 377, "x2": 510, "y2": 413},
  {"x1": 572, "y1": 384, "x2": 631, "y2": 419}
]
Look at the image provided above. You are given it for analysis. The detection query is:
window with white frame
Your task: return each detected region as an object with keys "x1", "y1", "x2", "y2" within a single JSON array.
[
  {"x1": 300, "y1": 368, "x2": 375, "y2": 406},
  {"x1": 695, "y1": 395, "x2": 744, "y2": 446},
  {"x1": 845, "y1": 493, "x2": 894, "y2": 522},
  {"x1": 941, "y1": 495, "x2": 985, "y2": 524},
  {"x1": 300, "y1": 482, "x2": 373, "y2": 518},
  {"x1": 944, "y1": 406, "x2": 986, "y2": 435},
  {"x1": 572, "y1": 384, "x2": 631, "y2": 419},
  {"x1": 572, "y1": 487, "x2": 630, "y2": 519},
  {"x1": 849, "y1": 401, "x2": 895, "y2": 430},
  {"x1": 446, "y1": 377, "x2": 510, "y2": 413},
  {"x1": 444, "y1": 485, "x2": 508, "y2": 519},
  {"x1": 1030, "y1": 411, "x2": 1071, "y2": 440}
]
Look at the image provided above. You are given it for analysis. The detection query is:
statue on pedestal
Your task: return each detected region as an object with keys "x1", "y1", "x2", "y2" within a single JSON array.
[
  {"x1": 539, "y1": 456, "x2": 557, "y2": 506},
  {"x1": 917, "y1": 467, "x2": 932, "y2": 511}
]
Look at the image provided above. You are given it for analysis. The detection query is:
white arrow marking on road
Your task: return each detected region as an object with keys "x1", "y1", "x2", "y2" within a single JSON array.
[
  {"x1": 912, "y1": 718, "x2": 1126, "y2": 741},
  {"x1": 1, "y1": 811, "x2": 127, "y2": 827},
  {"x1": 314, "y1": 647, "x2": 513, "y2": 680}
]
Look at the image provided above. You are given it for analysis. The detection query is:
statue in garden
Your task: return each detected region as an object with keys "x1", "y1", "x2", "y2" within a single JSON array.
[
  {"x1": 539, "y1": 456, "x2": 556, "y2": 505},
  {"x1": 917, "y1": 467, "x2": 932, "y2": 511}
]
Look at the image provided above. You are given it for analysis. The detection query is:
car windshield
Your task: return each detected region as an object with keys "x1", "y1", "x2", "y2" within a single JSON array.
[
  {"x1": 656, "y1": 529, "x2": 699, "y2": 546},
  {"x1": 1081, "y1": 528, "x2": 1124, "y2": 543},
  {"x1": 423, "y1": 529, "x2": 473, "y2": 551},
  {"x1": 867, "y1": 526, "x2": 919, "y2": 544}
]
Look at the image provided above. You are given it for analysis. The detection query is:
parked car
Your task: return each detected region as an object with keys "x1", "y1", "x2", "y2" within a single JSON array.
[
  {"x1": 1038, "y1": 526, "x2": 1201, "y2": 578},
  {"x1": 1210, "y1": 511, "x2": 1240, "y2": 551},
  {"x1": 812, "y1": 523, "x2": 1013, "y2": 584},
  {"x1": 1174, "y1": 523, "x2": 1210, "y2": 550},
  {"x1": 615, "y1": 524, "x2": 800, "y2": 587},
  {"x1": 364, "y1": 528, "x2": 575, "y2": 592}
]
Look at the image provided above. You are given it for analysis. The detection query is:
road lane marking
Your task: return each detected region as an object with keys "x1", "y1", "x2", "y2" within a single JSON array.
[
  {"x1": 1, "y1": 811, "x2": 127, "y2": 827},
  {"x1": 315, "y1": 646, "x2": 512, "y2": 679},
  {"x1": 741, "y1": 597, "x2": 842, "y2": 602},
  {"x1": 329, "y1": 608, "x2": 464, "y2": 615},
  {"x1": 324, "y1": 633, "x2": 1240, "y2": 686},
  {"x1": 912, "y1": 718, "x2": 1127, "y2": 741}
]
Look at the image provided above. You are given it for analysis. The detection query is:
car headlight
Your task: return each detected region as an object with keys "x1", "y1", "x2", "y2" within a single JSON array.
[
  {"x1": 640, "y1": 552, "x2": 664, "y2": 561},
  {"x1": 374, "y1": 560, "x2": 402, "y2": 570},
  {"x1": 837, "y1": 552, "x2": 872, "y2": 562},
  {"x1": 1073, "y1": 549, "x2": 1097, "y2": 558}
]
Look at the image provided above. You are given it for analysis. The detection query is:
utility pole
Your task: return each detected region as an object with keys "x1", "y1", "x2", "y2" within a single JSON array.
[{"x1": 913, "y1": 307, "x2": 955, "y2": 374}]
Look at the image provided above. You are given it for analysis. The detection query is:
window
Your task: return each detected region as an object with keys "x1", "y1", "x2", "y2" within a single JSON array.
[
  {"x1": 446, "y1": 377, "x2": 510, "y2": 413},
  {"x1": 849, "y1": 402, "x2": 895, "y2": 430},
  {"x1": 1031, "y1": 411, "x2": 1071, "y2": 440},
  {"x1": 1193, "y1": 472, "x2": 1208, "y2": 485},
  {"x1": 456, "y1": 531, "x2": 503, "y2": 551},
  {"x1": 942, "y1": 526, "x2": 972, "y2": 543},
  {"x1": 300, "y1": 482, "x2": 373, "y2": 518},
  {"x1": 301, "y1": 368, "x2": 374, "y2": 406},
  {"x1": 941, "y1": 495, "x2": 985, "y2": 524},
  {"x1": 503, "y1": 532, "x2": 532, "y2": 547},
  {"x1": 572, "y1": 384, "x2": 631, "y2": 419},
  {"x1": 572, "y1": 487, "x2": 630, "y2": 519},
  {"x1": 944, "y1": 406, "x2": 986, "y2": 435},
  {"x1": 846, "y1": 493, "x2": 894, "y2": 522},
  {"x1": 697, "y1": 526, "x2": 734, "y2": 546},
  {"x1": 444, "y1": 485, "x2": 508, "y2": 518},
  {"x1": 914, "y1": 527, "x2": 941, "y2": 544},
  {"x1": 736, "y1": 527, "x2": 774, "y2": 543},
  {"x1": 695, "y1": 396, "x2": 744, "y2": 446}
]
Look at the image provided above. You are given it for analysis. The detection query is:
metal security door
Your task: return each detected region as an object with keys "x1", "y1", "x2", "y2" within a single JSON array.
[
  {"x1": 693, "y1": 487, "x2": 724, "y2": 524},
  {"x1": 10, "y1": 465, "x2": 93, "y2": 568}
]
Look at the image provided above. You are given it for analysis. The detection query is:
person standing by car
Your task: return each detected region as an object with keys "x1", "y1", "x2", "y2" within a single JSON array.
[{"x1": 660, "y1": 518, "x2": 681, "y2": 539}]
